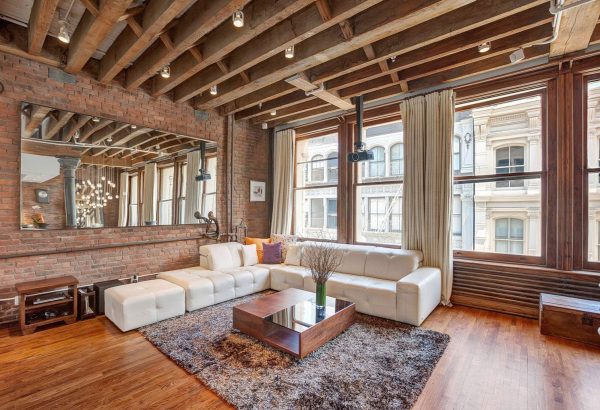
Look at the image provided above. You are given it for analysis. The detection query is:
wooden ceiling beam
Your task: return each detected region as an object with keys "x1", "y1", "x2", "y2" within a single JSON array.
[
  {"x1": 151, "y1": 0, "x2": 313, "y2": 97},
  {"x1": 191, "y1": 0, "x2": 476, "y2": 109},
  {"x1": 252, "y1": 99, "x2": 332, "y2": 124},
  {"x1": 87, "y1": 123, "x2": 130, "y2": 147},
  {"x1": 80, "y1": 154, "x2": 132, "y2": 168},
  {"x1": 43, "y1": 111, "x2": 74, "y2": 140},
  {"x1": 235, "y1": 90, "x2": 318, "y2": 120},
  {"x1": 24, "y1": 105, "x2": 53, "y2": 137},
  {"x1": 549, "y1": 0, "x2": 600, "y2": 57},
  {"x1": 172, "y1": 0, "x2": 386, "y2": 103},
  {"x1": 221, "y1": 0, "x2": 550, "y2": 116},
  {"x1": 98, "y1": 0, "x2": 194, "y2": 83},
  {"x1": 62, "y1": 115, "x2": 92, "y2": 142},
  {"x1": 79, "y1": 119, "x2": 113, "y2": 142},
  {"x1": 65, "y1": 0, "x2": 133, "y2": 73},
  {"x1": 124, "y1": 0, "x2": 250, "y2": 91},
  {"x1": 28, "y1": 0, "x2": 60, "y2": 55}
]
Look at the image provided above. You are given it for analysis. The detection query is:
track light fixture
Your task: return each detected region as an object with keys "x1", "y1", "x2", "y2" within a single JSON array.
[
  {"x1": 131, "y1": 124, "x2": 137, "y2": 129},
  {"x1": 58, "y1": 20, "x2": 70, "y2": 44},
  {"x1": 478, "y1": 42, "x2": 491, "y2": 53},
  {"x1": 160, "y1": 64, "x2": 171, "y2": 79},
  {"x1": 270, "y1": 110, "x2": 277, "y2": 116},
  {"x1": 92, "y1": 117, "x2": 100, "y2": 123},
  {"x1": 285, "y1": 44, "x2": 295, "y2": 59},
  {"x1": 106, "y1": 136, "x2": 112, "y2": 143},
  {"x1": 232, "y1": 10, "x2": 244, "y2": 28},
  {"x1": 210, "y1": 85, "x2": 218, "y2": 95}
]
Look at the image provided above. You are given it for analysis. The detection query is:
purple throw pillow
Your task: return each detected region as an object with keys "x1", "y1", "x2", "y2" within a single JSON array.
[{"x1": 262, "y1": 242, "x2": 282, "y2": 264}]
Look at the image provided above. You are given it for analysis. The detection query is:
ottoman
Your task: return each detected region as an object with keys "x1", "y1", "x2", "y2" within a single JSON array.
[{"x1": 104, "y1": 279, "x2": 185, "y2": 331}]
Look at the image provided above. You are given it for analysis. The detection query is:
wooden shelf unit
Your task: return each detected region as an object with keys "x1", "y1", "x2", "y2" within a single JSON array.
[{"x1": 16, "y1": 276, "x2": 79, "y2": 335}]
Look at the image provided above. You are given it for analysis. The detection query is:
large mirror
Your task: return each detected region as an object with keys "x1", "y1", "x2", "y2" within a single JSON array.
[{"x1": 20, "y1": 102, "x2": 218, "y2": 230}]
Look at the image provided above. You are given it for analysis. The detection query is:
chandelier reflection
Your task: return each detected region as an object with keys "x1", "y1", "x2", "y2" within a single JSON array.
[{"x1": 75, "y1": 166, "x2": 119, "y2": 228}]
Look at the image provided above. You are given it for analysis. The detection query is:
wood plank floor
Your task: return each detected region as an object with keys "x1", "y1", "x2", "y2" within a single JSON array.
[{"x1": 1, "y1": 305, "x2": 598, "y2": 410}]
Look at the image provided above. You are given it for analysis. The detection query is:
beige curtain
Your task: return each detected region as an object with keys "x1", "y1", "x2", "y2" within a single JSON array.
[
  {"x1": 117, "y1": 171, "x2": 129, "y2": 227},
  {"x1": 142, "y1": 163, "x2": 157, "y2": 225},
  {"x1": 401, "y1": 89, "x2": 455, "y2": 304},
  {"x1": 184, "y1": 150, "x2": 202, "y2": 224},
  {"x1": 271, "y1": 128, "x2": 295, "y2": 234}
]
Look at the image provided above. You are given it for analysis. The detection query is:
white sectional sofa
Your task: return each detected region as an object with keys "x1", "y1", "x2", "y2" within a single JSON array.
[{"x1": 104, "y1": 241, "x2": 441, "y2": 331}]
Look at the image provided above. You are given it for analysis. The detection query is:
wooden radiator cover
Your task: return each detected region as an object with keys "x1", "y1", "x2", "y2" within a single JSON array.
[{"x1": 452, "y1": 259, "x2": 600, "y2": 319}]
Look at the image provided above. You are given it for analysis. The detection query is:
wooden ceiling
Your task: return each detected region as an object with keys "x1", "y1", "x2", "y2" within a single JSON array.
[
  {"x1": 21, "y1": 103, "x2": 208, "y2": 168},
  {"x1": 2, "y1": 0, "x2": 600, "y2": 129}
]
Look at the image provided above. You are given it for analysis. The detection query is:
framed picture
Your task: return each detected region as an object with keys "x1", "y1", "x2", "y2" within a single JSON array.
[
  {"x1": 35, "y1": 189, "x2": 49, "y2": 203},
  {"x1": 250, "y1": 180, "x2": 266, "y2": 202}
]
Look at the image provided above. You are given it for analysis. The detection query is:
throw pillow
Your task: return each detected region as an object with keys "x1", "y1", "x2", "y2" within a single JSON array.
[
  {"x1": 245, "y1": 237, "x2": 271, "y2": 263},
  {"x1": 262, "y1": 242, "x2": 283, "y2": 264},
  {"x1": 242, "y1": 244, "x2": 258, "y2": 266},
  {"x1": 270, "y1": 233, "x2": 298, "y2": 261},
  {"x1": 284, "y1": 243, "x2": 302, "y2": 266}
]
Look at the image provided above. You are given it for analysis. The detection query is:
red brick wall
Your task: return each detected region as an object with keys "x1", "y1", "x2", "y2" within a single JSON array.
[
  {"x1": 21, "y1": 175, "x2": 66, "y2": 229},
  {"x1": 0, "y1": 52, "x2": 270, "y2": 323}
]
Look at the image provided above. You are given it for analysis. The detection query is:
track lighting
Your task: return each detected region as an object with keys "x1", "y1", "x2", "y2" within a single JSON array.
[
  {"x1": 107, "y1": 137, "x2": 112, "y2": 143},
  {"x1": 261, "y1": 123, "x2": 268, "y2": 130},
  {"x1": 270, "y1": 110, "x2": 277, "y2": 116},
  {"x1": 390, "y1": 55, "x2": 397, "y2": 63},
  {"x1": 478, "y1": 42, "x2": 491, "y2": 53},
  {"x1": 160, "y1": 64, "x2": 171, "y2": 79},
  {"x1": 509, "y1": 48, "x2": 525, "y2": 64},
  {"x1": 92, "y1": 117, "x2": 100, "y2": 123},
  {"x1": 285, "y1": 44, "x2": 295, "y2": 59},
  {"x1": 210, "y1": 85, "x2": 218, "y2": 95},
  {"x1": 58, "y1": 20, "x2": 70, "y2": 44},
  {"x1": 232, "y1": 10, "x2": 244, "y2": 28},
  {"x1": 131, "y1": 124, "x2": 137, "y2": 129}
]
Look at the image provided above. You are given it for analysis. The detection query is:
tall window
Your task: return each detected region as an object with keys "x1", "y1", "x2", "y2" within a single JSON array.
[
  {"x1": 294, "y1": 134, "x2": 338, "y2": 239},
  {"x1": 453, "y1": 93, "x2": 543, "y2": 257},
  {"x1": 158, "y1": 166, "x2": 174, "y2": 225},
  {"x1": 495, "y1": 218, "x2": 524, "y2": 254},
  {"x1": 495, "y1": 146, "x2": 525, "y2": 187},
  {"x1": 390, "y1": 143, "x2": 403, "y2": 176},
  {"x1": 128, "y1": 174, "x2": 139, "y2": 226},
  {"x1": 586, "y1": 79, "x2": 600, "y2": 262},
  {"x1": 202, "y1": 156, "x2": 218, "y2": 216},
  {"x1": 178, "y1": 163, "x2": 187, "y2": 224},
  {"x1": 356, "y1": 121, "x2": 403, "y2": 245},
  {"x1": 453, "y1": 136, "x2": 461, "y2": 172},
  {"x1": 368, "y1": 146, "x2": 385, "y2": 178}
]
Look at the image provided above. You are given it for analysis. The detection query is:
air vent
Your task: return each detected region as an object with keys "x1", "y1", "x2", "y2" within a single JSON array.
[
  {"x1": 48, "y1": 67, "x2": 76, "y2": 84},
  {"x1": 194, "y1": 110, "x2": 209, "y2": 121}
]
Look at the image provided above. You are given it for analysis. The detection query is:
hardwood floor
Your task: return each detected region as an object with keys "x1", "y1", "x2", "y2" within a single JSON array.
[{"x1": 1, "y1": 305, "x2": 598, "y2": 410}]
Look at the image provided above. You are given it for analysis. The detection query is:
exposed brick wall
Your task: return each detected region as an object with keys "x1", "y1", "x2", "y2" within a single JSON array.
[
  {"x1": 22, "y1": 175, "x2": 66, "y2": 229},
  {"x1": 0, "y1": 52, "x2": 270, "y2": 323}
]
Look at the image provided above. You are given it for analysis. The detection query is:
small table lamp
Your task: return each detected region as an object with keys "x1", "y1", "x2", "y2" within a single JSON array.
[{"x1": 236, "y1": 219, "x2": 248, "y2": 243}]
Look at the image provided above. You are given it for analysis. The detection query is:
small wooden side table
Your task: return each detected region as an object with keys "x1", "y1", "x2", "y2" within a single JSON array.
[{"x1": 16, "y1": 276, "x2": 79, "y2": 335}]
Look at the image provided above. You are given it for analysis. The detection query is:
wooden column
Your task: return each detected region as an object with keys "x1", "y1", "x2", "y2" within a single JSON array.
[{"x1": 337, "y1": 120, "x2": 350, "y2": 244}]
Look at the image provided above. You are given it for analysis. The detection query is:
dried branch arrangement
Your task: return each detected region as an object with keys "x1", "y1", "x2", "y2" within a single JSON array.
[{"x1": 303, "y1": 242, "x2": 343, "y2": 284}]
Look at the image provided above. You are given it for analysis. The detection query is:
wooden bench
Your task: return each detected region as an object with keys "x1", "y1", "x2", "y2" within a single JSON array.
[{"x1": 539, "y1": 293, "x2": 600, "y2": 347}]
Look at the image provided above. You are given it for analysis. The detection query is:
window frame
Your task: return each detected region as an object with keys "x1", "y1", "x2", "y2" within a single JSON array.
[{"x1": 452, "y1": 89, "x2": 547, "y2": 265}]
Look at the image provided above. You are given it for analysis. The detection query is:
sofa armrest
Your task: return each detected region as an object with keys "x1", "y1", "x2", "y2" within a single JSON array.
[{"x1": 396, "y1": 267, "x2": 441, "y2": 326}]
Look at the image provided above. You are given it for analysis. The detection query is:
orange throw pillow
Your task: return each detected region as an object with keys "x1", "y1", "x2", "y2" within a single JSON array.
[{"x1": 245, "y1": 237, "x2": 271, "y2": 263}]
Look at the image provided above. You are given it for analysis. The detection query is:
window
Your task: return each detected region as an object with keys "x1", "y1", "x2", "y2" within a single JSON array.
[
  {"x1": 453, "y1": 94, "x2": 543, "y2": 257},
  {"x1": 128, "y1": 174, "x2": 139, "y2": 226},
  {"x1": 327, "y1": 152, "x2": 338, "y2": 182},
  {"x1": 586, "y1": 79, "x2": 600, "y2": 262},
  {"x1": 453, "y1": 136, "x2": 461, "y2": 172},
  {"x1": 202, "y1": 156, "x2": 218, "y2": 216},
  {"x1": 158, "y1": 166, "x2": 174, "y2": 225},
  {"x1": 178, "y1": 163, "x2": 187, "y2": 224},
  {"x1": 311, "y1": 155, "x2": 325, "y2": 182},
  {"x1": 368, "y1": 146, "x2": 385, "y2": 178},
  {"x1": 327, "y1": 199, "x2": 337, "y2": 229},
  {"x1": 495, "y1": 218, "x2": 524, "y2": 254},
  {"x1": 495, "y1": 146, "x2": 525, "y2": 188},
  {"x1": 390, "y1": 143, "x2": 403, "y2": 176},
  {"x1": 355, "y1": 120, "x2": 403, "y2": 245},
  {"x1": 294, "y1": 134, "x2": 338, "y2": 239}
]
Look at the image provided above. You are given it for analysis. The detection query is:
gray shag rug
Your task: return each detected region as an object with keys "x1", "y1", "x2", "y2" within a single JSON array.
[{"x1": 140, "y1": 291, "x2": 449, "y2": 410}]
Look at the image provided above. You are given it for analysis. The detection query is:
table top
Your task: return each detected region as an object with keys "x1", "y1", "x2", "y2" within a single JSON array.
[{"x1": 16, "y1": 275, "x2": 79, "y2": 293}]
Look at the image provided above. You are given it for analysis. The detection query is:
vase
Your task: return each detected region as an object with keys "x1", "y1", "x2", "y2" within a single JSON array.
[{"x1": 316, "y1": 282, "x2": 327, "y2": 308}]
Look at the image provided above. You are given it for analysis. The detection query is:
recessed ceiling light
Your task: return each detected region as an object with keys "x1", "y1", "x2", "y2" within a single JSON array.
[
  {"x1": 270, "y1": 110, "x2": 277, "y2": 116},
  {"x1": 57, "y1": 20, "x2": 70, "y2": 44},
  {"x1": 232, "y1": 10, "x2": 244, "y2": 28},
  {"x1": 210, "y1": 85, "x2": 218, "y2": 95},
  {"x1": 160, "y1": 64, "x2": 171, "y2": 79},
  {"x1": 478, "y1": 42, "x2": 491, "y2": 53},
  {"x1": 285, "y1": 44, "x2": 295, "y2": 59}
]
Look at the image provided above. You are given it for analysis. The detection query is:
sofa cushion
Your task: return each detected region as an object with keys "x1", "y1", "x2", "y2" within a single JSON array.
[
  {"x1": 245, "y1": 237, "x2": 271, "y2": 263},
  {"x1": 242, "y1": 244, "x2": 258, "y2": 266},
  {"x1": 263, "y1": 242, "x2": 283, "y2": 264},
  {"x1": 270, "y1": 233, "x2": 298, "y2": 260},
  {"x1": 199, "y1": 242, "x2": 243, "y2": 270},
  {"x1": 284, "y1": 243, "x2": 302, "y2": 266},
  {"x1": 220, "y1": 266, "x2": 270, "y2": 296},
  {"x1": 299, "y1": 242, "x2": 371, "y2": 276},
  {"x1": 363, "y1": 249, "x2": 422, "y2": 281},
  {"x1": 269, "y1": 265, "x2": 311, "y2": 291}
]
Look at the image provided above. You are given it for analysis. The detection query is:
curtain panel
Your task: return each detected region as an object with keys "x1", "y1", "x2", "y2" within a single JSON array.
[
  {"x1": 271, "y1": 128, "x2": 295, "y2": 235},
  {"x1": 142, "y1": 163, "x2": 157, "y2": 225},
  {"x1": 400, "y1": 89, "x2": 455, "y2": 304},
  {"x1": 184, "y1": 150, "x2": 202, "y2": 224},
  {"x1": 117, "y1": 171, "x2": 129, "y2": 227}
]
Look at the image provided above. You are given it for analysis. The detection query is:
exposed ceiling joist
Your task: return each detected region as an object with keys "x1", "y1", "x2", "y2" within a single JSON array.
[
  {"x1": 172, "y1": 0, "x2": 385, "y2": 103},
  {"x1": 549, "y1": 0, "x2": 600, "y2": 57},
  {"x1": 124, "y1": 0, "x2": 250, "y2": 90},
  {"x1": 65, "y1": 0, "x2": 134, "y2": 73},
  {"x1": 98, "y1": 0, "x2": 195, "y2": 83},
  {"x1": 43, "y1": 111, "x2": 74, "y2": 140},
  {"x1": 24, "y1": 105, "x2": 53, "y2": 137},
  {"x1": 285, "y1": 72, "x2": 353, "y2": 110},
  {"x1": 27, "y1": 0, "x2": 59, "y2": 55},
  {"x1": 62, "y1": 115, "x2": 92, "y2": 142},
  {"x1": 192, "y1": 0, "x2": 476, "y2": 109},
  {"x1": 79, "y1": 119, "x2": 113, "y2": 142}
]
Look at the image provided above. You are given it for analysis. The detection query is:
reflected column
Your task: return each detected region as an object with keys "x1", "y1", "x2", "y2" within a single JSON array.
[{"x1": 57, "y1": 156, "x2": 81, "y2": 228}]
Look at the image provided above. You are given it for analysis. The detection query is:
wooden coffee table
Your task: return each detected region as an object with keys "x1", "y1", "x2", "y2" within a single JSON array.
[{"x1": 233, "y1": 288, "x2": 355, "y2": 358}]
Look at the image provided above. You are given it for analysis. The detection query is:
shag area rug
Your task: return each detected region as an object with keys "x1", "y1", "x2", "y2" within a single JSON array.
[{"x1": 140, "y1": 292, "x2": 449, "y2": 410}]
